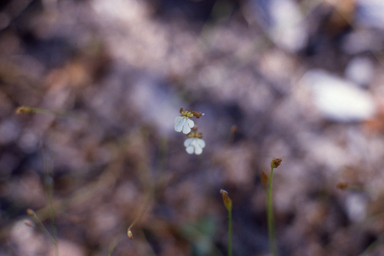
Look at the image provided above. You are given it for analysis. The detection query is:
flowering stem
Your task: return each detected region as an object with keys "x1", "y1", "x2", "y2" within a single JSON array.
[
  {"x1": 108, "y1": 240, "x2": 117, "y2": 256},
  {"x1": 227, "y1": 208, "x2": 232, "y2": 256},
  {"x1": 41, "y1": 149, "x2": 58, "y2": 256},
  {"x1": 267, "y1": 166, "x2": 278, "y2": 256},
  {"x1": 127, "y1": 167, "x2": 154, "y2": 239},
  {"x1": 27, "y1": 209, "x2": 58, "y2": 254},
  {"x1": 221, "y1": 189, "x2": 233, "y2": 256},
  {"x1": 127, "y1": 131, "x2": 157, "y2": 239},
  {"x1": 16, "y1": 106, "x2": 74, "y2": 118}
]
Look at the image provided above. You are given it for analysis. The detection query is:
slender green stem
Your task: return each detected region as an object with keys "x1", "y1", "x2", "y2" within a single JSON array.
[
  {"x1": 42, "y1": 149, "x2": 58, "y2": 256},
  {"x1": 32, "y1": 212, "x2": 58, "y2": 247},
  {"x1": 228, "y1": 209, "x2": 232, "y2": 256},
  {"x1": 17, "y1": 106, "x2": 75, "y2": 118},
  {"x1": 47, "y1": 179, "x2": 58, "y2": 256},
  {"x1": 268, "y1": 166, "x2": 278, "y2": 256},
  {"x1": 108, "y1": 244, "x2": 115, "y2": 256}
]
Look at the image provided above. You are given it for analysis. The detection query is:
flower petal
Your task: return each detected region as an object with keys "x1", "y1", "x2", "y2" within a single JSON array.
[
  {"x1": 186, "y1": 146, "x2": 194, "y2": 154},
  {"x1": 174, "y1": 116, "x2": 184, "y2": 125},
  {"x1": 197, "y1": 139, "x2": 205, "y2": 148},
  {"x1": 187, "y1": 119, "x2": 194, "y2": 128},
  {"x1": 194, "y1": 145, "x2": 203, "y2": 155},
  {"x1": 182, "y1": 121, "x2": 192, "y2": 134},
  {"x1": 174, "y1": 117, "x2": 186, "y2": 132},
  {"x1": 184, "y1": 138, "x2": 194, "y2": 147}
]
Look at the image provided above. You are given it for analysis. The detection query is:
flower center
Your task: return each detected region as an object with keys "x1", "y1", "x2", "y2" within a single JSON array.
[
  {"x1": 188, "y1": 132, "x2": 202, "y2": 138},
  {"x1": 181, "y1": 110, "x2": 194, "y2": 118}
]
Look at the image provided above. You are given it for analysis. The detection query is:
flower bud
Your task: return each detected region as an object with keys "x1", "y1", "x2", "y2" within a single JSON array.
[
  {"x1": 261, "y1": 171, "x2": 269, "y2": 187},
  {"x1": 127, "y1": 228, "x2": 133, "y2": 239},
  {"x1": 16, "y1": 106, "x2": 32, "y2": 114},
  {"x1": 270, "y1": 158, "x2": 283, "y2": 168},
  {"x1": 191, "y1": 110, "x2": 204, "y2": 118},
  {"x1": 336, "y1": 182, "x2": 348, "y2": 189},
  {"x1": 26, "y1": 209, "x2": 35, "y2": 216},
  {"x1": 220, "y1": 189, "x2": 232, "y2": 211}
]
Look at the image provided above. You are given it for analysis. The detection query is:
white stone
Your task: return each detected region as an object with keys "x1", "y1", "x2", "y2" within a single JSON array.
[{"x1": 301, "y1": 70, "x2": 375, "y2": 122}]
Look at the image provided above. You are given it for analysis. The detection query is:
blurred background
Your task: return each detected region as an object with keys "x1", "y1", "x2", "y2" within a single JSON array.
[{"x1": 1, "y1": 0, "x2": 384, "y2": 255}]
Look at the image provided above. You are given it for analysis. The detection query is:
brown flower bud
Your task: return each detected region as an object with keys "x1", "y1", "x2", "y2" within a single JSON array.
[
  {"x1": 261, "y1": 171, "x2": 269, "y2": 187},
  {"x1": 220, "y1": 189, "x2": 232, "y2": 211},
  {"x1": 271, "y1": 158, "x2": 283, "y2": 168},
  {"x1": 191, "y1": 110, "x2": 204, "y2": 118},
  {"x1": 127, "y1": 228, "x2": 133, "y2": 239},
  {"x1": 16, "y1": 106, "x2": 32, "y2": 114},
  {"x1": 26, "y1": 209, "x2": 35, "y2": 216},
  {"x1": 336, "y1": 182, "x2": 348, "y2": 189}
]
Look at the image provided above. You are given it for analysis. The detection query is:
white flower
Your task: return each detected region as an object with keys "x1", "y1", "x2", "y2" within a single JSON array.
[
  {"x1": 174, "y1": 116, "x2": 194, "y2": 134},
  {"x1": 184, "y1": 137, "x2": 205, "y2": 155}
]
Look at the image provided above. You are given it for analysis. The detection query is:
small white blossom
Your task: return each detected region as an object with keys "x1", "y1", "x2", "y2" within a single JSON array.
[
  {"x1": 174, "y1": 116, "x2": 194, "y2": 134},
  {"x1": 184, "y1": 137, "x2": 205, "y2": 155}
]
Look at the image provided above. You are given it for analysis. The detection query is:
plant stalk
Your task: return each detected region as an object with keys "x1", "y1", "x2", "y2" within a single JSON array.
[
  {"x1": 268, "y1": 166, "x2": 278, "y2": 256},
  {"x1": 228, "y1": 209, "x2": 232, "y2": 256}
]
